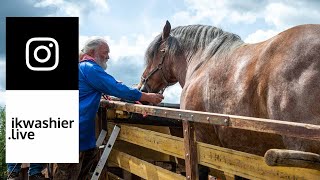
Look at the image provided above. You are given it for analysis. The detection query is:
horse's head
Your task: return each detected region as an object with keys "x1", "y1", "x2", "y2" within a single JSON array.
[{"x1": 138, "y1": 21, "x2": 185, "y2": 93}]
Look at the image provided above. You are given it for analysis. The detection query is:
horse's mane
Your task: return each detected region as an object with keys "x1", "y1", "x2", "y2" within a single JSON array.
[{"x1": 145, "y1": 25, "x2": 244, "y2": 65}]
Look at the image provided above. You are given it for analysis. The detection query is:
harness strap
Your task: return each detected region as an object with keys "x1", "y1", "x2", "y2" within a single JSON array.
[{"x1": 141, "y1": 51, "x2": 174, "y2": 94}]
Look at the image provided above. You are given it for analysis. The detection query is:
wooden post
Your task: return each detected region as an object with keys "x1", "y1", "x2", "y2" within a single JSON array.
[
  {"x1": 95, "y1": 108, "x2": 102, "y2": 139},
  {"x1": 224, "y1": 172, "x2": 235, "y2": 180},
  {"x1": 183, "y1": 121, "x2": 198, "y2": 180}
]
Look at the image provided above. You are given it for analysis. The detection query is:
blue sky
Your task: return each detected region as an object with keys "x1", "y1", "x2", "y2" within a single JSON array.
[{"x1": 0, "y1": 0, "x2": 320, "y2": 106}]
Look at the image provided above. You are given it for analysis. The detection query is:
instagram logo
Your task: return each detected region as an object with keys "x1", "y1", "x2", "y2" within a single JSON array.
[{"x1": 26, "y1": 37, "x2": 59, "y2": 71}]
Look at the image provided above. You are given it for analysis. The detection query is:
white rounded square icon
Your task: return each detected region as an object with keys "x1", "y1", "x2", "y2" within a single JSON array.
[{"x1": 26, "y1": 37, "x2": 59, "y2": 71}]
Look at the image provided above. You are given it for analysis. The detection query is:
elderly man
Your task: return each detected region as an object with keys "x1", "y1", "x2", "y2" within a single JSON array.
[{"x1": 53, "y1": 38, "x2": 164, "y2": 179}]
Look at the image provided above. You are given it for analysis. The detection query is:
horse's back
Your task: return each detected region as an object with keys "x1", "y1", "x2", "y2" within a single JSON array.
[
  {"x1": 221, "y1": 24, "x2": 320, "y2": 123},
  {"x1": 251, "y1": 24, "x2": 320, "y2": 153},
  {"x1": 258, "y1": 24, "x2": 320, "y2": 125}
]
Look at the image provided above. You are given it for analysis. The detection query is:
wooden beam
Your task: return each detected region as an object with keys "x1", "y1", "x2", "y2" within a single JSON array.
[
  {"x1": 228, "y1": 115, "x2": 320, "y2": 141},
  {"x1": 102, "y1": 100, "x2": 228, "y2": 126},
  {"x1": 101, "y1": 100, "x2": 320, "y2": 140},
  {"x1": 108, "y1": 123, "x2": 184, "y2": 159},
  {"x1": 183, "y1": 121, "x2": 198, "y2": 180},
  {"x1": 109, "y1": 123, "x2": 320, "y2": 180},
  {"x1": 114, "y1": 140, "x2": 171, "y2": 162},
  {"x1": 109, "y1": 149, "x2": 185, "y2": 180},
  {"x1": 110, "y1": 113, "x2": 182, "y2": 127}
]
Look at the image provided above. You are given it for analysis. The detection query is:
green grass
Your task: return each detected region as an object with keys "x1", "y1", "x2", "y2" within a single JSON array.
[{"x1": 0, "y1": 106, "x2": 6, "y2": 179}]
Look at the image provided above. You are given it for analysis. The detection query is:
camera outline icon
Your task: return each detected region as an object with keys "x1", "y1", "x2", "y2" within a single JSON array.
[{"x1": 26, "y1": 37, "x2": 59, "y2": 71}]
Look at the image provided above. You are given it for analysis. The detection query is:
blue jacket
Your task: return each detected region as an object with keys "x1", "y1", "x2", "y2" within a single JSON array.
[{"x1": 79, "y1": 60, "x2": 142, "y2": 151}]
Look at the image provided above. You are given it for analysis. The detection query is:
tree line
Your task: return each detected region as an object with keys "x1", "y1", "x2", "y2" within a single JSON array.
[{"x1": 0, "y1": 106, "x2": 6, "y2": 179}]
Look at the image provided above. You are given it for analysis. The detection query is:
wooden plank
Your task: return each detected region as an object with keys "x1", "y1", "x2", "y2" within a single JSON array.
[
  {"x1": 114, "y1": 140, "x2": 171, "y2": 162},
  {"x1": 101, "y1": 100, "x2": 320, "y2": 140},
  {"x1": 109, "y1": 123, "x2": 320, "y2": 180},
  {"x1": 198, "y1": 142, "x2": 320, "y2": 180},
  {"x1": 183, "y1": 121, "x2": 198, "y2": 180},
  {"x1": 108, "y1": 123, "x2": 185, "y2": 159},
  {"x1": 110, "y1": 113, "x2": 182, "y2": 127},
  {"x1": 109, "y1": 149, "x2": 185, "y2": 180},
  {"x1": 101, "y1": 100, "x2": 228, "y2": 126},
  {"x1": 228, "y1": 116, "x2": 320, "y2": 141}
]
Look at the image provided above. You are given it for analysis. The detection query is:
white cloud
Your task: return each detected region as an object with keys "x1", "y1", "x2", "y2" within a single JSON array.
[
  {"x1": 34, "y1": 0, "x2": 109, "y2": 24},
  {"x1": 244, "y1": 29, "x2": 279, "y2": 43},
  {"x1": 90, "y1": 0, "x2": 108, "y2": 10},
  {"x1": 264, "y1": 2, "x2": 320, "y2": 29},
  {"x1": 79, "y1": 32, "x2": 159, "y2": 61},
  {"x1": 173, "y1": 0, "x2": 320, "y2": 41},
  {"x1": 172, "y1": 0, "x2": 262, "y2": 26},
  {"x1": 163, "y1": 84, "x2": 182, "y2": 104},
  {"x1": 229, "y1": 11, "x2": 257, "y2": 24},
  {"x1": 34, "y1": 0, "x2": 81, "y2": 17}
]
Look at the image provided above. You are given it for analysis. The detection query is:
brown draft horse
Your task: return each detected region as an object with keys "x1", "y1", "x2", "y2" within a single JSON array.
[{"x1": 138, "y1": 20, "x2": 320, "y2": 172}]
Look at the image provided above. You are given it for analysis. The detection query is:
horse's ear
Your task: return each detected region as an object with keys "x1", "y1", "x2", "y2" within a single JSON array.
[{"x1": 162, "y1": 20, "x2": 171, "y2": 40}]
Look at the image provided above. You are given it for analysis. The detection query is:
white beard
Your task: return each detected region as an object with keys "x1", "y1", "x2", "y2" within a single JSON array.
[{"x1": 95, "y1": 56, "x2": 108, "y2": 70}]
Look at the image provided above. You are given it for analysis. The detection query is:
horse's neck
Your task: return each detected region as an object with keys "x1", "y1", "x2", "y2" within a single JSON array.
[
  {"x1": 183, "y1": 40, "x2": 245, "y2": 84},
  {"x1": 174, "y1": 56, "x2": 188, "y2": 87},
  {"x1": 184, "y1": 51, "x2": 211, "y2": 83},
  {"x1": 170, "y1": 51, "x2": 207, "y2": 89}
]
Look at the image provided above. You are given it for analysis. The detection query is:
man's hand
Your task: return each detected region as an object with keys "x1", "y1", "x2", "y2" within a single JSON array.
[{"x1": 140, "y1": 92, "x2": 164, "y2": 105}]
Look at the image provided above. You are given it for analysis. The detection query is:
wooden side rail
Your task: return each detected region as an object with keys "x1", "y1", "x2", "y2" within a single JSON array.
[
  {"x1": 108, "y1": 123, "x2": 320, "y2": 180},
  {"x1": 101, "y1": 100, "x2": 320, "y2": 141}
]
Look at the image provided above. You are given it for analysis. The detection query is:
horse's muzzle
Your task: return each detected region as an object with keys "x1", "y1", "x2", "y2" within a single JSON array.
[{"x1": 140, "y1": 84, "x2": 149, "y2": 93}]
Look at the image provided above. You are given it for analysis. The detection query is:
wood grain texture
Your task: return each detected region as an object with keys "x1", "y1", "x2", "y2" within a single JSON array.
[{"x1": 109, "y1": 123, "x2": 320, "y2": 180}]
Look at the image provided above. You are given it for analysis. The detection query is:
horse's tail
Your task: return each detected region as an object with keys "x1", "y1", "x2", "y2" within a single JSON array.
[{"x1": 264, "y1": 149, "x2": 320, "y2": 170}]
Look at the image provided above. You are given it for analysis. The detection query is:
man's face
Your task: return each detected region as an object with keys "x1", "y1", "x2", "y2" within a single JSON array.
[
  {"x1": 99, "y1": 43, "x2": 110, "y2": 62},
  {"x1": 95, "y1": 43, "x2": 110, "y2": 70}
]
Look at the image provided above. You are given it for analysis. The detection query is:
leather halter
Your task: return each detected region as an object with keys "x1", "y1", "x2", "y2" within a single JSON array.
[{"x1": 140, "y1": 48, "x2": 175, "y2": 94}]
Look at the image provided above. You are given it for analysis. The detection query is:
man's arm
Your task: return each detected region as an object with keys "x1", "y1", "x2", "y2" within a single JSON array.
[{"x1": 83, "y1": 63, "x2": 164, "y2": 104}]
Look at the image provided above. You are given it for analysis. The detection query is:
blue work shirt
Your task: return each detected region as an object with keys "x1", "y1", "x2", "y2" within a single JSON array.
[{"x1": 79, "y1": 60, "x2": 142, "y2": 151}]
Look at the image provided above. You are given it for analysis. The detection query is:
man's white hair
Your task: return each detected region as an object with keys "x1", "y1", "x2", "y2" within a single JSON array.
[{"x1": 82, "y1": 38, "x2": 108, "y2": 53}]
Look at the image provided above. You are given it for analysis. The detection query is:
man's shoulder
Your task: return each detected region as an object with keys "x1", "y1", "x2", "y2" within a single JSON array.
[
  {"x1": 79, "y1": 61, "x2": 100, "y2": 69},
  {"x1": 79, "y1": 60, "x2": 96, "y2": 66},
  {"x1": 79, "y1": 61, "x2": 104, "y2": 74}
]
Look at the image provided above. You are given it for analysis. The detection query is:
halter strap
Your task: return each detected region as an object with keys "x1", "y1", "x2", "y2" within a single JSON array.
[{"x1": 141, "y1": 49, "x2": 175, "y2": 94}]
